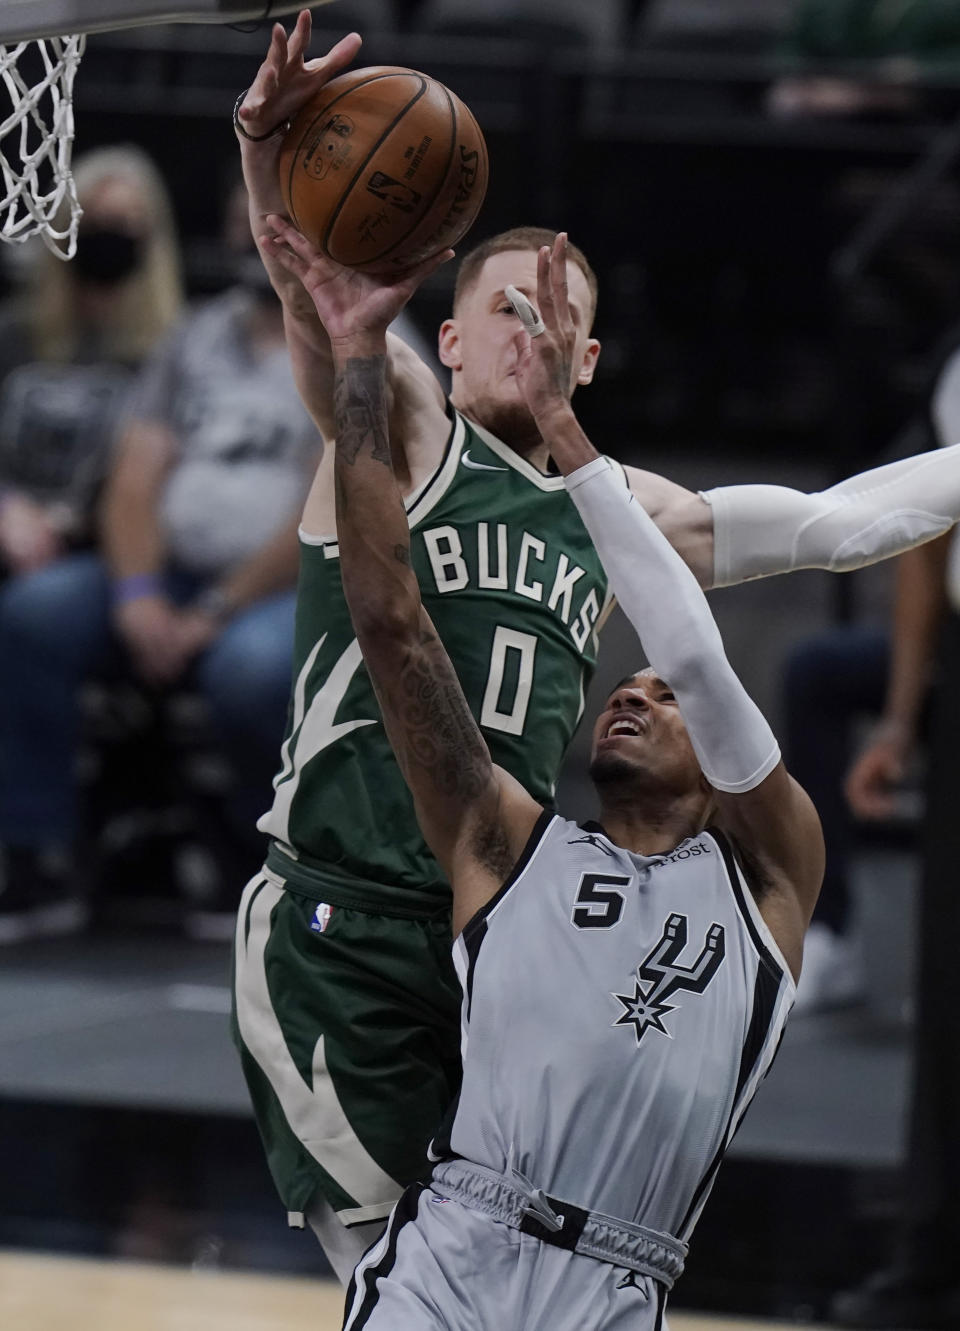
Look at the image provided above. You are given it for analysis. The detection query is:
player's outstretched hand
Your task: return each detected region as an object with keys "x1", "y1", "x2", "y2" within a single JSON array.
[
  {"x1": 509, "y1": 233, "x2": 577, "y2": 425},
  {"x1": 236, "y1": 10, "x2": 361, "y2": 146},
  {"x1": 262, "y1": 211, "x2": 454, "y2": 343}
]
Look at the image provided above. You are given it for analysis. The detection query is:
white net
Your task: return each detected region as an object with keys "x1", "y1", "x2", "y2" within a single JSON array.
[{"x1": 0, "y1": 36, "x2": 85, "y2": 260}]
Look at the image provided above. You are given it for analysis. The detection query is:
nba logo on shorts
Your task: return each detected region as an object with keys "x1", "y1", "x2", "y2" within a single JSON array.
[{"x1": 311, "y1": 903, "x2": 334, "y2": 934}]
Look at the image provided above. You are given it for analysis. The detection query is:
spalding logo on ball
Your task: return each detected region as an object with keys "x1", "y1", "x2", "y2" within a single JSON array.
[{"x1": 279, "y1": 66, "x2": 489, "y2": 273}]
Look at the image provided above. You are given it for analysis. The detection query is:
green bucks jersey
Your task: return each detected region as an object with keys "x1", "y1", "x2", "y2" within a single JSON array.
[{"x1": 259, "y1": 410, "x2": 618, "y2": 905}]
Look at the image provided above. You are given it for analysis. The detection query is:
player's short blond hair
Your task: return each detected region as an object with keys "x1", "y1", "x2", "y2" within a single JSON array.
[{"x1": 453, "y1": 227, "x2": 598, "y2": 325}]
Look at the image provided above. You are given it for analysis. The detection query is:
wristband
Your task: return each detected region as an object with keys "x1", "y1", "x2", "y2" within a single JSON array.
[
  {"x1": 112, "y1": 572, "x2": 162, "y2": 605},
  {"x1": 233, "y1": 90, "x2": 291, "y2": 142}
]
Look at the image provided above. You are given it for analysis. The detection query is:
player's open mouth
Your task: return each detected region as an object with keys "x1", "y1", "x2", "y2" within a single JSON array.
[{"x1": 606, "y1": 716, "x2": 644, "y2": 739}]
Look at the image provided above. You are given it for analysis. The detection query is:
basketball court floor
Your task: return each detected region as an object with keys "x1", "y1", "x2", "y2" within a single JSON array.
[{"x1": 1, "y1": 1249, "x2": 805, "y2": 1331}]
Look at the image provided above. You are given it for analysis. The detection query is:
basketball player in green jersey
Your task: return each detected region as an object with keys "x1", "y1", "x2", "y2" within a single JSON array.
[{"x1": 232, "y1": 12, "x2": 960, "y2": 1283}]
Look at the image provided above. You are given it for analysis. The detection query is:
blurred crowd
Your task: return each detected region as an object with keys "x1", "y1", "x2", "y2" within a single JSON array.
[{"x1": 0, "y1": 147, "x2": 320, "y2": 942}]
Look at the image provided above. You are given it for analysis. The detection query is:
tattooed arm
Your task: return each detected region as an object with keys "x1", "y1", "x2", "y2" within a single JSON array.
[{"x1": 332, "y1": 337, "x2": 543, "y2": 929}]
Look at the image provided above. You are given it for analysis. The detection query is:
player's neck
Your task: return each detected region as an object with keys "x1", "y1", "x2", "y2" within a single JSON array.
[
  {"x1": 452, "y1": 395, "x2": 552, "y2": 472},
  {"x1": 511, "y1": 433, "x2": 551, "y2": 471},
  {"x1": 483, "y1": 422, "x2": 552, "y2": 472},
  {"x1": 597, "y1": 792, "x2": 708, "y2": 858}
]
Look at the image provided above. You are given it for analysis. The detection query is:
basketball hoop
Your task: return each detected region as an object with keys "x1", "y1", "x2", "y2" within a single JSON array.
[
  {"x1": 0, "y1": 34, "x2": 84, "y2": 259},
  {"x1": 0, "y1": 3, "x2": 308, "y2": 261}
]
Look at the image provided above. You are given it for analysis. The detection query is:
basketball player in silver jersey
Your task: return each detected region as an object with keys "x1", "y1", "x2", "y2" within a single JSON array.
[
  {"x1": 236, "y1": 12, "x2": 960, "y2": 1284},
  {"x1": 314, "y1": 233, "x2": 822, "y2": 1326}
]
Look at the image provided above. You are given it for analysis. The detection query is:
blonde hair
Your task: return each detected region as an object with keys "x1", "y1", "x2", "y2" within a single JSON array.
[
  {"x1": 453, "y1": 226, "x2": 598, "y2": 324},
  {"x1": 26, "y1": 144, "x2": 184, "y2": 363}
]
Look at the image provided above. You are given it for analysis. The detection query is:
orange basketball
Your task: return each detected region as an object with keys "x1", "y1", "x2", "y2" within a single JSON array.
[{"x1": 278, "y1": 66, "x2": 488, "y2": 274}]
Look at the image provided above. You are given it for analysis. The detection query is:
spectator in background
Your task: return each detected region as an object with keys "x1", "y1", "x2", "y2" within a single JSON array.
[
  {"x1": 0, "y1": 144, "x2": 182, "y2": 574},
  {"x1": 778, "y1": 620, "x2": 887, "y2": 1013},
  {"x1": 0, "y1": 144, "x2": 183, "y2": 942},
  {"x1": 831, "y1": 350, "x2": 960, "y2": 1329},
  {"x1": 0, "y1": 179, "x2": 321, "y2": 943}
]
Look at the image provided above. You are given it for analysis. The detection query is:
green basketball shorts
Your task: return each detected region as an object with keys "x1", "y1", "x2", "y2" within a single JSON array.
[{"x1": 231, "y1": 864, "x2": 463, "y2": 1226}]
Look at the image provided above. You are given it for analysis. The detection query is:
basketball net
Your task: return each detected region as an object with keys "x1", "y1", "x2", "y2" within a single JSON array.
[{"x1": 0, "y1": 36, "x2": 85, "y2": 260}]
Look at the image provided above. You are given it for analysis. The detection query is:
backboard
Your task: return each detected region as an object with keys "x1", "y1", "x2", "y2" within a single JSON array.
[{"x1": 0, "y1": 1, "x2": 314, "y2": 43}]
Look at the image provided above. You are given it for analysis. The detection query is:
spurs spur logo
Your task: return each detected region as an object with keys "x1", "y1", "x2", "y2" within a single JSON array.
[{"x1": 612, "y1": 912, "x2": 725, "y2": 1044}]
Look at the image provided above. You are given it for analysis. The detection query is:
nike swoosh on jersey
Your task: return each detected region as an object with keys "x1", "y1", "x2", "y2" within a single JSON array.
[{"x1": 461, "y1": 449, "x2": 508, "y2": 472}]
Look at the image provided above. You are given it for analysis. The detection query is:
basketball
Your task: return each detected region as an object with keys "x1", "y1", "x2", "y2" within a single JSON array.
[{"x1": 278, "y1": 66, "x2": 488, "y2": 274}]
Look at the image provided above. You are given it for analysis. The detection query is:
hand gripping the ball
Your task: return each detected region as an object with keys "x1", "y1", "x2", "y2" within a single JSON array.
[
  {"x1": 235, "y1": 10, "x2": 361, "y2": 147},
  {"x1": 261, "y1": 212, "x2": 453, "y2": 345}
]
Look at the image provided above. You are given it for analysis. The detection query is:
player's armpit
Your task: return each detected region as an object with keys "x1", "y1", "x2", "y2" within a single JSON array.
[
  {"x1": 449, "y1": 770, "x2": 545, "y2": 937},
  {"x1": 623, "y1": 465, "x2": 715, "y2": 589},
  {"x1": 713, "y1": 766, "x2": 824, "y2": 980}
]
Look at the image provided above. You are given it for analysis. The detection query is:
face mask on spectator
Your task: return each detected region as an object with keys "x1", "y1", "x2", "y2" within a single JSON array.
[{"x1": 73, "y1": 227, "x2": 144, "y2": 284}]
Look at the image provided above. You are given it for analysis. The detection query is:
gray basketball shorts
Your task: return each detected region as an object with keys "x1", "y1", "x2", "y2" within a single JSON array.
[{"x1": 343, "y1": 1183, "x2": 669, "y2": 1331}]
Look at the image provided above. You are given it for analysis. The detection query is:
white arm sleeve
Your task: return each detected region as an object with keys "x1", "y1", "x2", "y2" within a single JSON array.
[
  {"x1": 703, "y1": 443, "x2": 960, "y2": 588},
  {"x1": 566, "y1": 457, "x2": 781, "y2": 794}
]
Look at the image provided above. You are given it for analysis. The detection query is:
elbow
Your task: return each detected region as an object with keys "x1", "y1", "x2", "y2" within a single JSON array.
[
  {"x1": 350, "y1": 605, "x2": 411, "y2": 647},
  {"x1": 345, "y1": 585, "x2": 423, "y2": 654}
]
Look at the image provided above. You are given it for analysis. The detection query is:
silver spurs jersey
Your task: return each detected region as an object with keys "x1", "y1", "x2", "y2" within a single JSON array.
[{"x1": 440, "y1": 812, "x2": 796, "y2": 1244}]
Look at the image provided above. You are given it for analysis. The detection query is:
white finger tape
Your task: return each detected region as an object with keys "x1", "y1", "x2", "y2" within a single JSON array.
[{"x1": 505, "y1": 284, "x2": 546, "y2": 337}]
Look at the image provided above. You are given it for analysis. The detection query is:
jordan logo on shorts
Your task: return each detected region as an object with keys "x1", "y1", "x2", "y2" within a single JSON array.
[{"x1": 612, "y1": 912, "x2": 725, "y2": 1044}]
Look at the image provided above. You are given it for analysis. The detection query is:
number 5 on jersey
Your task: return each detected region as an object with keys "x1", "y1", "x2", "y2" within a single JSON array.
[{"x1": 572, "y1": 873, "x2": 630, "y2": 929}]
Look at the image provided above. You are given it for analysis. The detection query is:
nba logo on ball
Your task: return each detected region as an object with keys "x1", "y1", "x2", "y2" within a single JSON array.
[
  {"x1": 311, "y1": 903, "x2": 334, "y2": 934},
  {"x1": 367, "y1": 171, "x2": 421, "y2": 214},
  {"x1": 279, "y1": 65, "x2": 488, "y2": 273}
]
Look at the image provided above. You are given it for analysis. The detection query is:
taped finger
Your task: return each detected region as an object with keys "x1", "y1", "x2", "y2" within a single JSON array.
[{"x1": 506, "y1": 284, "x2": 546, "y2": 337}]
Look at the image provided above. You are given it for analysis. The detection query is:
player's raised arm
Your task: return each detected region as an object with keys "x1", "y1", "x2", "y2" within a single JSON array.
[
  {"x1": 235, "y1": 11, "x2": 445, "y2": 441},
  {"x1": 624, "y1": 438, "x2": 960, "y2": 591},
  {"x1": 269, "y1": 238, "x2": 542, "y2": 926},
  {"x1": 234, "y1": 13, "x2": 356, "y2": 419},
  {"x1": 510, "y1": 238, "x2": 824, "y2": 976}
]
